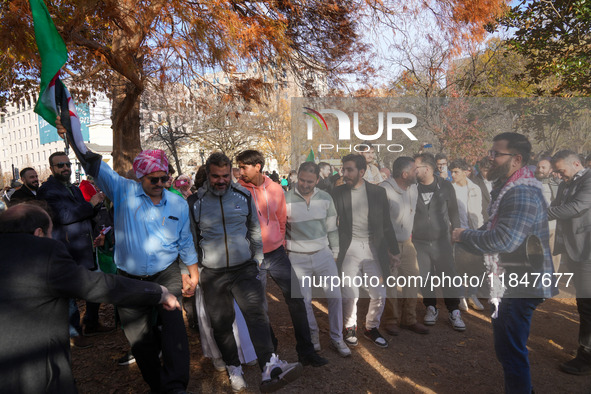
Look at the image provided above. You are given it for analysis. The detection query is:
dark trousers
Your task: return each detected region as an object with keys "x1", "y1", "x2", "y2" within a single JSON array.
[
  {"x1": 565, "y1": 256, "x2": 591, "y2": 360},
  {"x1": 492, "y1": 297, "x2": 542, "y2": 394},
  {"x1": 261, "y1": 246, "x2": 314, "y2": 357},
  {"x1": 413, "y1": 238, "x2": 460, "y2": 311},
  {"x1": 200, "y1": 261, "x2": 275, "y2": 369},
  {"x1": 118, "y1": 263, "x2": 189, "y2": 394}
]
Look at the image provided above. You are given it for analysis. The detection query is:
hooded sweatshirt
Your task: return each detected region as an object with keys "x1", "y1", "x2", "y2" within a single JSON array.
[{"x1": 239, "y1": 176, "x2": 286, "y2": 254}]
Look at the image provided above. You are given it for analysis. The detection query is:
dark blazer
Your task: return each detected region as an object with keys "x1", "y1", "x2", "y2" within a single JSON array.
[
  {"x1": 331, "y1": 181, "x2": 399, "y2": 275},
  {"x1": 471, "y1": 173, "x2": 491, "y2": 222},
  {"x1": 0, "y1": 234, "x2": 163, "y2": 393},
  {"x1": 548, "y1": 169, "x2": 591, "y2": 262},
  {"x1": 8, "y1": 186, "x2": 36, "y2": 206},
  {"x1": 38, "y1": 176, "x2": 97, "y2": 269}
]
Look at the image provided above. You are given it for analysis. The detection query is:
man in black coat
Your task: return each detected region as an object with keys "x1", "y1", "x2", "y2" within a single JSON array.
[
  {"x1": 331, "y1": 154, "x2": 399, "y2": 349},
  {"x1": 37, "y1": 151, "x2": 108, "y2": 344},
  {"x1": 0, "y1": 204, "x2": 180, "y2": 393},
  {"x1": 8, "y1": 167, "x2": 39, "y2": 206}
]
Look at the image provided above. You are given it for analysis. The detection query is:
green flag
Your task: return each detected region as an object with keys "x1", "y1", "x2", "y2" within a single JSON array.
[
  {"x1": 30, "y1": 0, "x2": 68, "y2": 126},
  {"x1": 305, "y1": 148, "x2": 315, "y2": 162}
]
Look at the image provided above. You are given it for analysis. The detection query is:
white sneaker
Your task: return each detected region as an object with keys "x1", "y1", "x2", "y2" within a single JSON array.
[
  {"x1": 227, "y1": 365, "x2": 247, "y2": 392},
  {"x1": 260, "y1": 353, "x2": 303, "y2": 393},
  {"x1": 459, "y1": 297, "x2": 468, "y2": 312},
  {"x1": 449, "y1": 309, "x2": 466, "y2": 332},
  {"x1": 424, "y1": 306, "x2": 439, "y2": 326},
  {"x1": 213, "y1": 357, "x2": 226, "y2": 372},
  {"x1": 468, "y1": 295, "x2": 484, "y2": 311},
  {"x1": 330, "y1": 339, "x2": 352, "y2": 357},
  {"x1": 311, "y1": 331, "x2": 321, "y2": 351}
]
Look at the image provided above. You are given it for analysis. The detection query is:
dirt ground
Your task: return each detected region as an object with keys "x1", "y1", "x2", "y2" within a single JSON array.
[{"x1": 72, "y1": 281, "x2": 591, "y2": 394}]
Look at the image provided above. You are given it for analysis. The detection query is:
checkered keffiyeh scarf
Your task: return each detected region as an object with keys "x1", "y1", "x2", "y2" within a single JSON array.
[
  {"x1": 485, "y1": 166, "x2": 543, "y2": 318},
  {"x1": 133, "y1": 150, "x2": 169, "y2": 179}
]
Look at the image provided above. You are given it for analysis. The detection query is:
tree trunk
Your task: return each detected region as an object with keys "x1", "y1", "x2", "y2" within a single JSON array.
[{"x1": 111, "y1": 74, "x2": 142, "y2": 174}]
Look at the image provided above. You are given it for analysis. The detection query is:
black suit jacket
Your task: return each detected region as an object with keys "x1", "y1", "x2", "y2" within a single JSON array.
[
  {"x1": 38, "y1": 176, "x2": 97, "y2": 269},
  {"x1": 548, "y1": 169, "x2": 591, "y2": 262},
  {"x1": 8, "y1": 186, "x2": 36, "y2": 206},
  {"x1": 331, "y1": 181, "x2": 399, "y2": 275},
  {"x1": 0, "y1": 234, "x2": 163, "y2": 393}
]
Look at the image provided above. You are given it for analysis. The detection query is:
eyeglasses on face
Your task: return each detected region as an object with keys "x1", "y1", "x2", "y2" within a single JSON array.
[
  {"x1": 488, "y1": 150, "x2": 516, "y2": 159},
  {"x1": 147, "y1": 175, "x2": 170, "y2": 185},
  {"x1": 53, "y1": 162, "x2": 72, "y2": 169}
]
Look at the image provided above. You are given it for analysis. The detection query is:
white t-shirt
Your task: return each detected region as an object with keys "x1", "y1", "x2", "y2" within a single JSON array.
[{"x1": 453, "y1": 183, "x2": 469, "y2": 229}]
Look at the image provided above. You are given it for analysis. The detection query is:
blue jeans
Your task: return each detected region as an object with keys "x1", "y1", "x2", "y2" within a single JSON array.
[
  {"x1": 492, "y1": 297, "x2": 543, "y2": 394},
  {"x1": 260, "y1": 246, "x2": 314, "y2": 357}
]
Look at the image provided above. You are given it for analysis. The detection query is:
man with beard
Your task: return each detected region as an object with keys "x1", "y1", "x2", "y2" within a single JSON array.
[
  {"x1": 535, "y1": 157, "x2": 561, "y2": 270},
  {"x1": 9, "y1": 167, "x2": 39, "y2": 205},
  {"x1": 547, "y1": 150, "x2": 591, "y2": 375},
  {"x1": 360, "y1": 142, "x2": 382, "y2": 184},
  {"x1": 188, "y1": 152, "x2": 303, "y2": 392},
  {"x1": 452, "y1": 132, "x2": 557, "y2": 393},
  {"x1": 331, "y1": 154, "x2": 399, "y2": 349},
  {"x1": 38, "y1": 152, "x2": 107, "y2": 348},
  {"x1": 380, "y1": 157, "x2": 430, "y2": 335},
  {"x1": 535, "y1": 158, "x2": 560, "y2": 204},
  {"x1": 412, "y1": 153, "x2": 464, "y2": 331}
]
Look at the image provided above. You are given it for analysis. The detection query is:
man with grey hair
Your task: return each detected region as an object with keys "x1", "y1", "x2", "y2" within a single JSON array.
[
  {"x1": 548, "y1": 150, "x2": 591, "y2": 375},
  {"x1": 188, "y1": 152, "x2": 303, "y2": 392}
]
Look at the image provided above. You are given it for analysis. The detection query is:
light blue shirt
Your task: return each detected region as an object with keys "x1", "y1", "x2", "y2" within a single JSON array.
[{"x1": 95, "y1": 162, "x2": 198, "y2": 275}]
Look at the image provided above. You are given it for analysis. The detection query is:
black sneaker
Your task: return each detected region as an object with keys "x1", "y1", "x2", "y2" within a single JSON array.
[
  {"x1": 298, "y1": 352, "x2": 329, "y2": 367},
  {"x1": 344, "y1": 325, "x2": 358, "y2": 347},
  {"x1": 363, "y1": 327, "x2": 388, "y2": 348},
  {"x1": 117, "y1": 351, "x2": 136, "y2": 366}
]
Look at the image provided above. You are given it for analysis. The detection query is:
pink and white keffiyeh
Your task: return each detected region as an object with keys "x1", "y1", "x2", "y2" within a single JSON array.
[{"x1": 133, "y1": 150, "x2": 169, "y2": 179}]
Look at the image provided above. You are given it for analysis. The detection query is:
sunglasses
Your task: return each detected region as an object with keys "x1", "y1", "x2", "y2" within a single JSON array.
[
  {"x1": 147, "y1": 175, "x2": 170, "y2": 185},
  {"x1": 53, "y1": 162, "x2": 72, "y2": 169}
]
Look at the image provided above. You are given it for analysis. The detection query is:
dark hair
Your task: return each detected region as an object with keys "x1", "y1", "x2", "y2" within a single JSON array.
[
  {"x1": 298, "y1": 162, "x2": 320, "y2": 177},
  {"x1": 391, "y1": 157, "x2": 415, "y2": 179},
  {"x1": 414, "y1": 153, "x2": 437, "y2": 171},
  {"x1": 435, "y1": 153, "x2": 448, "y2": 162},
  {"x1": 0, "y1": 204, "x2": 51, "y2": 234},
  {"x1": 493, "y1": 132, "x2": 531, "y2": 166},
  {"x1": 48, "y1": 151, "x2": 68, "y2": 167},
  {"x1": 477, "y1": 157, "x2": 491, "y2": 170},
  {"x1": 194, "y1": 166, "x2": 207, "y2": 189},
  {"x1": 552, "y1": 150, "x2": 581, "y2": 165},
  {"x1": 342, "y1": 153, "x2": 367, "y2": 171},
  {"x1": 449, "y1": 159, "x2": 471, "y2": 171},
  {"x1": 19, "y1": 167, "x2": 35, "y2": 178},
  {"x1": 318, "y1": 162, "x2": 331, "y2": 171},
  {"x1": 205, "y1": 152, "x2": 232, "y2": 174},
  {"x1": 360, "y1": 141, "x2": 375, "y2": 150},
  {"x1": 586, "y1": 153, "x2": 591, "y2": 163},
  {"x1": 236, "y1": 150, "x2": 265, "y2": 172}
]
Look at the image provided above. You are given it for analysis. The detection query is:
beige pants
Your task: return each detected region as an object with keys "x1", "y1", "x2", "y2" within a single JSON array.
[{"x1": 381, "y1": 239, "x2": 420, "y2": 327}]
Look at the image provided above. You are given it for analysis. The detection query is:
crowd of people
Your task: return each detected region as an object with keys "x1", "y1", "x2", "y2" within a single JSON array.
[{"x1": 1, "y1": 129, "x2": 591, "y2": 394}]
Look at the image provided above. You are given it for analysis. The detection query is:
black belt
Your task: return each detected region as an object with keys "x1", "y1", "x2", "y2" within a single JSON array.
[{"x1": 118, "y1": 269, "x2": 159, "y2": 281}]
